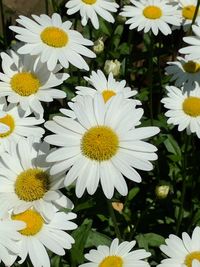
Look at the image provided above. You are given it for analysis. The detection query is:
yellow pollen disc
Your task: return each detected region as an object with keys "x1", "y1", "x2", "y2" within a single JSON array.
[
  {"x1": 40, "y1": 26, "x2": 68, "y2": 48},
  {"x1": 184, "y1": 251, "x2": 200, "y2": 267},
  {"x1": 10, "y1": 72, "x2": 41, "y2": 96},
  {"x1": 183, "y1": 61, "x2": 200, "y2": 73},
  {"x1": 81, "y1": 0, "x2": 97, "y2": 4},
  {"x1": 182, "y1": 97, "x2": 200, "y2": 117},
  {"x1": 15, "y1": 168, "x2": 49, "y2": 202},
  {"x1": 0, "y1": 114, "x2": 15, "y2": 138},
  {"x1": 102, "y1": 90, "x2": 116, "y2": 103},
  {"x1": 12, "y1": 210, "x2": 44, "y2": 236},
  {"x1": 182, "y1": 5, "x2": 196, "y2": 20},
  {"x1": 99, "y1": 256, "x2": 123, "y2": 267},
  {"x1": 81, "y1": 126, "x2": 119, "y2": 161},
  {"x1": 143, "y1": 5, "x2": 162, "y2": 19}
]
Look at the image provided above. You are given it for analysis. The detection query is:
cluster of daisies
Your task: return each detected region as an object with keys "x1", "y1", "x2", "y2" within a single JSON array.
[
  {"x1": 0, "y1": 4, "x2": 159, "y2": 267},
  {"x1": 1, "y1": 0, "x2": 200, "y2": 266},
  {"x1": 65, "y1": 0, "x2": 200, "y2": 35},
  {"x1": 162, "y1": 13, "x2": 200, "y2": 138}
]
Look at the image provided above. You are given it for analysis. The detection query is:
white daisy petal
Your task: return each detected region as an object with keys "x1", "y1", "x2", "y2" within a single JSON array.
[
  {"x1": 65, "y1": 0, "x2": 119, "y2": 29},
  {"x1": 11, "y1": 210, "x2": 77, "y2": 267},
  {"x1": 120, "y1": 0, "x2": 182, "y2": 36},
  {"x1": 79, "y1": 238, "x2": 150, "y2": 267},
  {"x1": 162, "y1": 85, "x2": 200, "y2": 138},
  {"x1": 10, "y1": 13, "x2": 95, "y2": 71},
  {"x1": 45, "y1": 94, "x2": 159, "y2": 199}
]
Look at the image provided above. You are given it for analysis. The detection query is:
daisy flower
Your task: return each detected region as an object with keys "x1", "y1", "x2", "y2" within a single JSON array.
[
  {"x1": 0, "y1": 98, "x2": 44, "y2": 153},
  {"x1": 44, "y1": 94, "x2": 159, "y2": 199},
  {"x1": 65, "y1": 0, "x2": 119, "y2": 29},
  {"x1": 75, "y1": 69, "x2": 140, "y2": 104},
  {"x1": 9, "y1": 13, "x2": 96, "y2": 71},
  {"x1": 178, "y1": 0, "x2": 200, "y2": 30},
  {"x1": 179, "y1": 24, "x2": 200, "y2": 60},
  {"x1": 0, "y1": 217, "x2": 25, "y2": 266},
  {"x1": 79, "y1": 238, "x2": 151, "y2": 267},
  {"x1": 165, "y1": 56, "x2": 200, "y2": 91},
  {"x1": 158, "y1": 226, "x2": 200, "y2": 267},
  {"x1": 120, "y1": 0, "x2": 182, "y2": 35},
  {"x1": 11, "y1": 209, "x2": 77, "y2": 267},
  {"x1": 162, "y1": 85, "x2": 200, "y2": 138},
  {"x1": 0, "y1": 50, "x2": 68, "y2": 117},
  {"x1": 0, "y1": 138, "x2": 73, "y2": 219}
]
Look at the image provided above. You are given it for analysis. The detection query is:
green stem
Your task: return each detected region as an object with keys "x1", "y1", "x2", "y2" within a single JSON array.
[
  {"x1": 51, "y1": 0, "x2": 57, "y2": 12},
  {"x1": 157, "y1": 38, "x2": 163, "y2": 115},
  {"x1": 0, "y1": 0, "x2": 7, "y2": 46},
  {"x1": 125, "y1": 30, "x2": 133, "y2": 80},
  {"x1": 188, "y1": 0, "x2": 200, "y2": 34},
  {"x1": 191, "y1": 0, "x2": 200, "y2": 25},
  {"x1": 45, "y1": 0, "x2": 49, "y2": 15},
  {"x1": 107, "y1": 200, "x2": 122, "y2": 241},
  {"x1": 175, "y1": 134, "x2": 189, "y2": 234},
  {"x1": 148, "y1": 32, "x2": 154, "y2": 125}
]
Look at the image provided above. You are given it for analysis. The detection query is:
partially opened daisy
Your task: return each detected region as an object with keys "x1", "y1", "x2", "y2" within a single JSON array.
[
  {"x1": 0, "y1": 50, "x2": 68, "y2": 117},
  {"x1": 45, "y1": 94, "x2": 159, "y2": 199},
  {"x1": 0, "y1": 217, "x2": 25, "y2": 266},
  {"x1": 75, "y1": 69, "x2": 141, "y2": 104},
  {"x1": 0, "y1": 138, "x2": 73, "y2": 219},
  {"x1": 65, "y1": 0, "x2": 119, "y2": 29},
  {"x1": 0, "y1": 98, "x2": 44, "y2": 153},
  {"x1": 120, "y1": 0, "x2": 181, "y2": 35},
  {"x1": 162, "y1": 85, "x2": 200, "y2": 138},
  {"x1": 178, "y1": 0, "x2": 200, "y2": 30},
  {"x1": 11, "y1": 209, "x2": 77, "y2": 267},
  {"x1": 165, "y1": 56, "x2": 200, "y2": 91},
  {"x1": 79, "y1": 238, "x2": 151, "y2": 267},
  {"x1": 158, "y1": 226, "x2": 200, "y2": 267},
  {"x1": 9, "y1": 13, "x2": 96, "y2": 71},
  {"x1": 179, "y1": 24, "x2": 200, "y2": 60}
]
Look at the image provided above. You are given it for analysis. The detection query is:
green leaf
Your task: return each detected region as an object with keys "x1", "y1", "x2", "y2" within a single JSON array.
[
  {"x1": 70, "y1": 219, "x2": 93, "y2": 265},
  {"x1": 85, "y1": 230, "x2": 112, "y2": 248},
  {"x1": 127, "y1": 187, "x2": 140, "y2": 201},
  {"x1": 164, "y1": 134, "x2": 181, "y2": 156},
  {"x1": 74, "y1": 199, "x2": 95, "y2": 212},
  {"x1": 135, "y1": 233, "x2": 165, "y2": 250},
  {"x1": 99, "y1": 19, "x2": 112, "y2": 36}
]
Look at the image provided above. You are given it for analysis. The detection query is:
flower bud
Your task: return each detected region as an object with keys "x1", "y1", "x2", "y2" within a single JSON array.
[
  {"x1": 155, "y1": 184, "x2": 170, "y2": 199},
  {"x1": 104, "y1": 59, "x2": 121, "y2": 77},
  {"x1": 112, "y1": 202, "x2": 124, "y2": 213},
  {"x1": 93, "y1": 37, "x2": 104, "y2": 54}
]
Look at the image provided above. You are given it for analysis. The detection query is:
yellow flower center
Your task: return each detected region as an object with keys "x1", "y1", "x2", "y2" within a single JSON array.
[
  {"x1": 102, "y1": 90, "x2": 116, "y2": 103},
  {"x1": 12, "y1": 210, "x2": 44, "y2": 236},
  {"x1": 143, "y1": 5, "x2": 162, "y2": 19},
  {"x1": 182, "y1": 97, "x2": 200, "y2": 117},
  {"x1": 81, "y1": 0, "x2": 97, "y2": 4},
  {"x1": 15, "y1": 168, "x2": 49, "y2": 202},
  {"x1": 40, "y1": 26, "x2": 69, "y2": 48},
  {"x1": 0, "y1": 114, "x2": 15, "y2": 138},
  {"x1": 183, "y1": 61, "x2": 200, "y2": 73},
  {"x1": 184, "y1": 251, "x2": 200, "y2": 267},
  {"x1": 81, "y1": 126, "x2": 119, "y2": 161},
  {"x1": 182, "y1": 5, "x2": 196, "y2": 20},
  {"x1": 99, "y1": 256, "x2": 123, "y2": 267},
  {"x1": 10, "y1": 72, "x2": 41, "y2": 96}
]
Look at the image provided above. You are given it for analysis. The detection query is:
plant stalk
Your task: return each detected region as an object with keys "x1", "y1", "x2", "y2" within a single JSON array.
[{"x1": 107, "y1": 200, "x2": 122, "y2": 241}]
